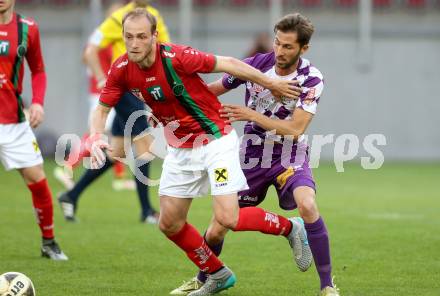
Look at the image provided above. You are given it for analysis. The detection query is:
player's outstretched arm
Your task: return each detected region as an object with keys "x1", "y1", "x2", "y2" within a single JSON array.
[
  {"x1": 221, "y1": 104, "x2": 313, "y2": 139},
  {"x1": 84, "y1": 43, "x2": 107, "y2": 88},
  {"x1": 213, "y1": 56, "x2": 301, "y2": 99},
  {"x1": 207, "y1": 79, "x2": 229, "y2": 96},
  {"x1": 89, "y1": 104, "x2": 112, "y2": 168}
]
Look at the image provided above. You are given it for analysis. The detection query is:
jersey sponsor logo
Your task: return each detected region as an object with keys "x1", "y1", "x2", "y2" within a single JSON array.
[
  {"x1": 32, "y1": 140, "x2": 40, "y2": 153},
  {"x1": 252, "y1": 83, "x2": 265, "y2": 93},
  {"x1": 227, "y1": 75, "x2": 236, "y2": 84},
  {"x1": 0, "y1": 40, "x2": 10, "y2": 56},
  {"x1": 163, "y1": 51, "x2": 176, "y2": 58},
  {"x1": 116, "y1": 60, "x2": 128, "y2": 68},
  {"x1": 0, "y1": 31, "x2": 7, "y2": 36},
  {"x1": 240, "y1": 195, "x2": 258, "y2": 202},
  {"x1": 214, "y1": 167, "x2": 229, "y2": 190},
  {"x1": 145, "y1": 76, "x2": 156, "y2": 82},
  {"x1": 276, "y1": 166, "x2": 295, "y2": 189},
  {"x1": 147, "y1": 85, "x2": 165, "y2": 101}
]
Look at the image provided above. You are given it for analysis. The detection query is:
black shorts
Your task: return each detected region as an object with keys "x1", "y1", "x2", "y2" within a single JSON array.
[{"x1": 111, "y1": 92, "x2": 149, "y2": 137}]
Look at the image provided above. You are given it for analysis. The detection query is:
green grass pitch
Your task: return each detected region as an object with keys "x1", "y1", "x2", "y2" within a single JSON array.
[{"x1": 1, "y1": 160, "x2": 439, "y2": 295}]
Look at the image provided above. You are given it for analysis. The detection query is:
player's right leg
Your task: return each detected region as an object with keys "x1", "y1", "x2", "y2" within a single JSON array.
[{"x1": 159, "y1": 195, "x2": 235, "y2": 296}]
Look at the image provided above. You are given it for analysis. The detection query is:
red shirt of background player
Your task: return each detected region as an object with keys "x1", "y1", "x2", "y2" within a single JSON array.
[
  {"x1": 0, "y1": 13, "x2": 46, "y2": 124},
  {"x1": 100, "y1": 43, "x2": 229, "y2": 148}
]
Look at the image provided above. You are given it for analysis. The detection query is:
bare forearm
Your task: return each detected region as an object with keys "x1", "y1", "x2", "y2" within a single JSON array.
[
  {"x1": 208, "y1": 79, "x2": 229, "y2": 96},
  {"x1": 215, "y1": 57, "x2": 273, "y2": 90},
  {"x1": 84, "y1": 45, "x2": 106, "y2": 82},
  {"x1": 251, "y1": 113, "x2": 303, "y2": 138},
  {"x1": 91, "y1": 104, "x2": 110, "y2": 135}
]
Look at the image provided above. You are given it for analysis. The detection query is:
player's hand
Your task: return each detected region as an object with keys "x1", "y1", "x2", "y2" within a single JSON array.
[
  {"x1": 87, "y1": 133, "x2": 112, "y2": 169},
  {"x1": 220, "y1": 104, "x2": 259, "y2": 123},
  {"x1": 269, "y1": 79, "x2": 302, "y2": 101},
  {"x1": 29, "y1": 103, "x2": 45, "y2": 128},
  {"x1": 97, "y1": 78, "x2": 107, "y2": 90}
]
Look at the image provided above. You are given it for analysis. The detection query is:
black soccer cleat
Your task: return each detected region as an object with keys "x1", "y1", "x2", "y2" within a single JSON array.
[{"x1": 57, "y1": 192, "x2": 77, "y2": 222}]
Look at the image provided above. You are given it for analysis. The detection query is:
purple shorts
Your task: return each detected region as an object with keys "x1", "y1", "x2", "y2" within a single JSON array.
[{"x1": 238, "y1": 142, "x2": 316, "y2": 210}]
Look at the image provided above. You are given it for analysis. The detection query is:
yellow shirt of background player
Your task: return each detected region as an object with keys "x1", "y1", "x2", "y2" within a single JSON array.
[{"x1": 90, "y1": 2, "x2": 171, "y2": 62}]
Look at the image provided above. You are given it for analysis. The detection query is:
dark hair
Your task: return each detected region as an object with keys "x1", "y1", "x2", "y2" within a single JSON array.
[
  {"x1": 274, "y1": 13, "x2": 314, "y2": 47},
  {"x1": 122, "y1": 8, "x2": 157, "y2": 34}
]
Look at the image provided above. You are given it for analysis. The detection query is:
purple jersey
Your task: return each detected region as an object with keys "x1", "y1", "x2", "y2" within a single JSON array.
[
  {"x1": 222, "y1": 52, "x2": 324, "y2": 145},
  {"x1": 222, "y1": 52, "x2": 323, "y2": 209}
]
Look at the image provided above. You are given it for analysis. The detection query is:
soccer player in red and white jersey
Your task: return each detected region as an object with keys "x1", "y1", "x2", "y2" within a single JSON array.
[
  {"x1": 90, "y1": 9, "x2": 307, "y2": 294},
  {"x1": 0, "y1": 0, "x2": 67, "y2": 260}
]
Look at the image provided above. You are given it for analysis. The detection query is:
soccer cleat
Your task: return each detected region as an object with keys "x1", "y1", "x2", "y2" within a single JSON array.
[
  {"x1": 141, "y1": 212, "x2": 160, "y2": 224},
  {"x1": 320, "y1": 286, "x2": 340, "y2": 296},
  {"x1": 57, "y1": 192, "x2": 77, "y2": 222},
  {"x1": 170, "y1": 277, "x2": 204, "y2": 295},
  {"x1": 187, "y1": 266, "x2": 236, "y2": 296},
  {"x1": 41, "y1": 240, "x2": 68, "y2": 261},
  {"x1": 112, "y1": 179, "x2": 136, "y2": 191},
  {"x1": 53, "y1": 167, "x2": 75, "y2": 190},
  {"x1": 287, "y1": 217, "x2": 313, "y2": 272}
]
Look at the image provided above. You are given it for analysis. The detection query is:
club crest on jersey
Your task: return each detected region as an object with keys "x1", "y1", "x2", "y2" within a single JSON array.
[
  {"x1": 172, "y1": 83, "x2": 184, "y2": 97},
  {"x1": 147, "y1": 85, "x2": 165, "y2": 101},
  {"x1": 131, "y1": 88, "x2": 145, "y2": 101},
  {"x1": 0, "y1": 40, "x2": 10, "y2": 56}
]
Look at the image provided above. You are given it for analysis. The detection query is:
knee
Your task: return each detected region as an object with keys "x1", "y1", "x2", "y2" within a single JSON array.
[
  {"x1": 158, "y1": 214, "x2": 184, "y2": 237},
  {"x1": 21, "y1": 166, "x2": 45, "y2": 184},
  {"x1": 205, "y1": 225, "x2": 228, "y2": 245},
  {"x1": 215, "y1": 212, "x2": 239, "y2": 230},
  {"x1": 297, "y1": 194, "x2": 319, "y2": 220}
]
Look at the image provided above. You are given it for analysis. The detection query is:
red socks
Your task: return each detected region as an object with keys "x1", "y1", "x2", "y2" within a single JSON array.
[
  {"x1": 167, "y1": 223, "x2": 223, "y2": 273},
  {"x1": 113, "y1": 160, "x2": 126, "y2": 179},
  {"x1": 27, "y1": 179, "x2": 54, "y2": 239},
  {"x1": 233, "y1": 207, "x2": 292, "y2": 236}
]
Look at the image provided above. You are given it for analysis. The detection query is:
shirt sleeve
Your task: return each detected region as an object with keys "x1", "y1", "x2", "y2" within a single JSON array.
[
  {"x1": 89, "y1": 16, "x2": 122, "y2": 48},
  {"x1": 99, "y1": 59, "x2": 127, "y2": 107},
  {"x1": 295, "y1": 67, "x2": 324, "y2": 115},
  {"x1": 26, "y1": 22, "x2": 45, "y2": 75},
  {"x1": 176, "y1": 46, "x2": 216, "y2": 75},
  {"x1": 25, "y1": 22, "x2": 46, "y2": 105},
  {"x1": 221, "y1": 56, "x2": 254, "y2": 90}
]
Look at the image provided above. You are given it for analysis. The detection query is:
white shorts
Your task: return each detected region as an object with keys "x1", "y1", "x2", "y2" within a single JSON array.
[
  {"x1": 159, "y1": 130, "x2": 248, "y2": 198},
  {"x1": 89, "y1": 93, "x2": 116, "y2": 131},
  {"x1": 0, "y1": 122, "x2": 43, "y2": 171}
]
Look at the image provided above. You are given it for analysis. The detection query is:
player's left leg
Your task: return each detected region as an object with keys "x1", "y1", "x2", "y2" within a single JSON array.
[
  {"x1": 293, "y1": 186, "x2": 339, "y2": 296},
  {"x1": 0, "y1": 122, "x2": 68, "y2": 260},
  {"x1": 19, "y1": 165, "x2": 68, "y2": 261}
]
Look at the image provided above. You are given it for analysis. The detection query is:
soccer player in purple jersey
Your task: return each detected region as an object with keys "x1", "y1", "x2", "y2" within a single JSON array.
[{"x1": 171, "y1": 13, "x2": 339, "y2": 296}]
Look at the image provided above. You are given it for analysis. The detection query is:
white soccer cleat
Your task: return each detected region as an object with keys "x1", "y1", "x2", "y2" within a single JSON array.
[
  {"x1": 287, "y1": 217, "x2": 313, "y2": 272},
  {"x1": 170, "y1": 277, "x2": 204, "y2": 295},
  {"x1": 53, "y1": 167, "x2": 74, "y2": 190}
]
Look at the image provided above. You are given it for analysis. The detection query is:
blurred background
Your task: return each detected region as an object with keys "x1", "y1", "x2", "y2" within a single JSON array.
[{"x1": 16, "y1": 0, "x2": 440, "y2": 162}]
